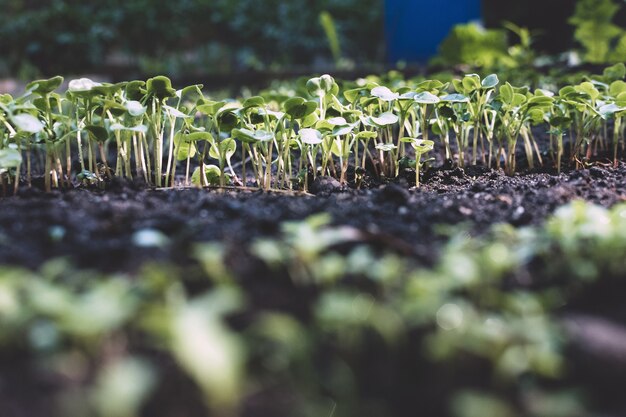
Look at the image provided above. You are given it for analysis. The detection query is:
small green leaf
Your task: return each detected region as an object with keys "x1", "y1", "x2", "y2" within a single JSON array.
[
  {"x1": 125, "y1": 81, "x2": 146, "y2": 101},
  {"x1": 243, "y1": 96, "x2": 265, "y2": 109},
  {"x1": 110, "y1": 123, "x2": 148, "y2": 134},
  {"x1": 461, "y1": 74, "x2": 481, "y2": 92},
  {"x1": 481, "y1": 74, "x2": 499, "y2": 89},
  {"x1": 0, "y1": 148, "x2": 22, "y2": 169},
  {"x1": 26, "y1": 76, "x2": 63, "y2": 97},
  {"x1": 146, "y1": 76, "x2": 177, "y2": 101},
  {"x1": 499, "y1": 83, "x2": 514, "y2": 104},
  {"x1": 371, "y1": 86, "x2": 399, "y2": 101},
  {"x1": 68, "y1": 78, "x2": 102, "y2": 93},
  {"x1": 197, "y1": 101, "x2": 226, "y2": 116},
  {"x1": 11, "y1": 113, "x2": 44, "y2": 133},
  {"x1": 442, "y1": 94, "x2": 469, "y2": 103},
  {"x1": 186, "y1": 132, "x2": 214, "y2": 142},
  {"x1": 355, "y1": 131, "x2": 378, "y2": 140},
  {"x1": 163, "y1": 105, "x2": 191, "y2": 118},
  {"x1": 327, "y1": 116, "x2": 348, "y2": 126},
  {"x1": 371, "y1": 112, "x2": 399, "y2": 126},
  {"x1": 299, "y1": 128, "x2": 323, "y2": 145},
  {"x1": 331, "y1": 124, "x2": 356, "y2": 136},
  {"x1": 375, "y1": 143, "x2": 397, "y2": 152},
  {"x1": 192, "y1": 165, "x2": 223, "y2": 186},
  {"x1": 84, "y1": 125, "x2": 109, "y2": 142},
  {"x1": 284, "y1": 97, "x2": 317, "y2": 119},
  {"x1": 414, "y1": 91, "x2": 440, "y2": 104},
  {"x1": 603, "y1": 63, "x2": 626, "y2": 82},
  {"x1": 126, "y1": 100, "x2": 146, "y2": 117},
  {"x1": 343, "y1": 88, "x2": 367, "y2": 103},
  {"x1": 231, "y1": 128, "x2": 274, "y2": 143},
  {"x1": 220, "y1": 138, "x2": 237, "y2": 159},
  {"x1": 609, "y1": 80, "x2": 626, "y2": 97}
]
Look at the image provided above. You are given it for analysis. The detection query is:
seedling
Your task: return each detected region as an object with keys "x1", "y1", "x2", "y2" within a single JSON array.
[
  {"x1": 2, "y1": 65, "x2": 626, "y2": 193},
  {"x1": 401, "y1": 137, "x2": 434, "y2": 187}
]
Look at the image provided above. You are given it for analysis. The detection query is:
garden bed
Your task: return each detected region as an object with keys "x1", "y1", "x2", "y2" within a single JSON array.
[
  {"x1": 1, "y1": 163, "x2": 625, "y2": 273},
  {"x1": 3, "y1": 67, "x2": 626, "y2": 417}
]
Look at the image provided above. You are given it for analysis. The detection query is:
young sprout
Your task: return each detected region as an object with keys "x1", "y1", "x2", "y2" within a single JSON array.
[
  {"x1": 440, "y1": 93, "x2": 471, "y2": 168},
  {"x1": 145, "y1": 76, "x2": 177, "y2": 186},
  {"x1": 298, "y1": 128, "x2": 323, "y2": 191},
  {"x1": 401, "y1": 137, "x2": 434, "y2": 187}
]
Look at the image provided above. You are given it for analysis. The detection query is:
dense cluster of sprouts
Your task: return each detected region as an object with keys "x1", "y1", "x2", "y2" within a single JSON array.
[{"x1": 1, "y1": 64, "x2": 626, "y2": 193}]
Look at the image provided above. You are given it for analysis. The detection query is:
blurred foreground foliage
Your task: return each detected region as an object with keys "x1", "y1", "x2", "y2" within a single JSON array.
[{"x1": 1, "y1": 200, "x2": 626, "y2": 416}]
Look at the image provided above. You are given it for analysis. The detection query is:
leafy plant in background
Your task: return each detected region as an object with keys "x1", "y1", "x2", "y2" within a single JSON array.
[
  {"x1": 569, "y1": 0, "x2": 626, "y2": 63},
  {"x1": 0, "y1": 0, "x2": 383, "y2": 78},
  {"x1": 433, "y1": 23, "x2": 521, "y2": 70}
]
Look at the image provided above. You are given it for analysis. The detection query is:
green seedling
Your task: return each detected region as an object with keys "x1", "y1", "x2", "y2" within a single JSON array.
[{"x1": 401, "y1": 137, "x2": 434, "y2": 187}]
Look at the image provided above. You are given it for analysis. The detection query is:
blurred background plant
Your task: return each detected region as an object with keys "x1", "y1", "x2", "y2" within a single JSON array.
[
  {"x1": 0, "y1": 0, "x2": 383, "y2": 79},
  {"x1": 2, "y1": 0, "x2": 626, "y2": 85}
]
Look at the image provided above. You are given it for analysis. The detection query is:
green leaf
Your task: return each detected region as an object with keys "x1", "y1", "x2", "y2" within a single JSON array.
[
  {"x1": 355, "y1": 131, "x2": 378, "y2": 141},
  {"x1": 216, "y1": 109, "x2": 239, "y2": 131},
  {"x1": 179, "y1": 84, "x2": 204, "y2": 101},
  {"x1": 231, "y1": 128, "x2": 274, "y2": 143},
  {"x1": 549, "y1": 116, "x2": 572, "y2": 128},
  {"x1": 284, "y1": 97, "x2": 317, "y2": 119},
  {"x1": 0, "y1": 148, "x2": 22, "y2": 169},
  {"x1": 110, "y1": 123, "x2": 148, "y2": 134},
  {"x1": 306, "y1": 75, "x2": 336, "y2": 98},
  {"x1": 481, "y1": 74, "x2": 499, "y2": 89},
  {"x1": 11, "y1": 113, "x2": 44, "y2": 133},
  {"x1": 243, "y1": 96, "x2": 265, "y2": 109},
  {"x1": 327, "y1": 116, "x2": 348, "y2": 126},
  {"x1": 68, "y1": 78, "x2": 102, "y2": 94},
  {"x1": 92, "y1": 82, "x2": 126, "y2": 97},
  {"x1": 371, "y1": 112, "x2": 399, "y2": 126},
  {"x1": 170, "y1": 292, "x2": 243, "y2": 408},
  {"x1": 146, "y1": 76, "x2": 177, "y2": 101},
  {"x1": 163, "y1": 105, "x2": 191, "y2": 118},
  {"x1": 192, "y1": 165, "x2": 223, "y2": 186},
  {"x1": 101, "y1": 100, "x2": 127, "y2": 117},
  {"x1": 416, "y1": 79, "x2": 446, "y2": 92},
  {"x1": 603, "y1": 63, "x2": 626, "y2": 82},
  {"x1": 26, "y1": 76, "x2": 63, "y2": 97},
  {"x1": 84, "y1": 125, "x2": 109, "y2": 142},
  {"x1": 499, "y1": 83, "x2": 514, "y2": 104},
  {"x1": 414, "y1": 91, "x2": 440, "y2": 104},
  {"x1": 299, "y1": 128, "x2": 323, "y2": 145},
  {"x1": 220, "y1": 138, "x2": 237, "y2": 159},
  {"x1": 442, "y1": 94, "x2": 470, "y2": 103},
  {"x1": 125, "y1": 81, "x2": 146, "y2": 102},
  {"x1": 175, "y1": 137, "x2": 197, "y2": 161},
  {"x1": 375, "y1": 143, "x2": 397, "y2": 152},
  {"x1": 371, "y1": 86, "x2": 399, "y2": 101},
  {"x1": 461, "y1": 74, "x2": 481, "y2": 92},
  {"x1": 186, "y1": 132, "x2": 214, "y2": 142},
  {"x1": 599, "y1": 103, "x2": 626, "y2": 118},
  {"x1": 197, "y1": 100, "x2": 226, "y2": 116},
  {"x1": 343, "y1": 88, "x2": 367, "y2": 103},
  {"x1": 413, "y1": 139, "x2": 434, "y2": 154},
  {"x1": 126, "y1": 100, "x2": 146, "y2": 117},
  {"x1": 609, "y1": 80, "x2": 626, "y2": 97},
  {"x1": 331, "y1": 124, "x2": 356, "y2": 136},
  {"x1": 575, "y1": 82, "x2": 600, "y2": 101}
]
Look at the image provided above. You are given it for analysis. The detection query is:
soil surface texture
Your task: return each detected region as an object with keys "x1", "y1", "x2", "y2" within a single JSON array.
[{"x1": 1, "y1": 163, "x2": 625, "y2": 273}]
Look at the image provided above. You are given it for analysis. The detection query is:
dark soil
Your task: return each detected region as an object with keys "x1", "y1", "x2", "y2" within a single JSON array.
[{"x1": 1, "y1": 162, "x2": 626, "y2": 273}]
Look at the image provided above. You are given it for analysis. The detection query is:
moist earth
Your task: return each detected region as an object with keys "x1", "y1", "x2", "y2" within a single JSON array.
[{"x1": 1, "y1": 163, "x2": 625, "y2": 273}]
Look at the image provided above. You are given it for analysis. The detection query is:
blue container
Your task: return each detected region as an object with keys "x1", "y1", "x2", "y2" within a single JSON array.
[{"x1": 384, "y1": 0, "x2": 482, "y2": 63}]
